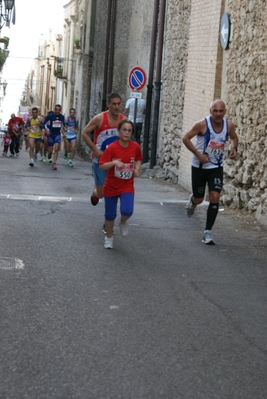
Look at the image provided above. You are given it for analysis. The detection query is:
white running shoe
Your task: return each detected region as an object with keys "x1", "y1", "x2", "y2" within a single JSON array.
[
  {"x1": 104, "y1": 236, "x2": 113, "y2": 249},
  {"x1": 119, "y1": 221, "x2": 129, "y2": 236},
  {"x1": 202, "y1": 230, "x2": 215, "y2": 245}
]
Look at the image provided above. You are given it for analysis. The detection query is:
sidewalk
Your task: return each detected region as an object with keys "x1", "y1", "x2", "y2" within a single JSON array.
[{"x1": 137, "y1": 162, "x2": 265, "y2": 228}]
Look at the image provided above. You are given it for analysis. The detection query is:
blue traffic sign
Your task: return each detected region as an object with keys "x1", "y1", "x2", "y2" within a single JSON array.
[{"x1": 128, "y1": 66, "x2": 147, "y2": 91}]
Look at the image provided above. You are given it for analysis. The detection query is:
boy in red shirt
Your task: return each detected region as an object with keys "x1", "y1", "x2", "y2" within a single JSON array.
[{"x1": 99, "y1": 119, "x2": 142, "y2": 249}]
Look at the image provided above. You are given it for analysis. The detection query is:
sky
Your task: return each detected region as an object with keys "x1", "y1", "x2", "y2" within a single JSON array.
[{"x1": 0, "y1": 0, "x2": 66, "y2": 125}]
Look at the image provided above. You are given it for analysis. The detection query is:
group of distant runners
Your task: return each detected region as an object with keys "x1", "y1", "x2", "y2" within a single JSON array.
[{"x1": 4, "y1": 105, "x2": 79, "y2": 170}]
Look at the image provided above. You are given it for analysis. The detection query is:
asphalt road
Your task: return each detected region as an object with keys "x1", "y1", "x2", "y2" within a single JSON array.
[{"x1": 0, "y1": 148, "x2": 267, "y2": 399}]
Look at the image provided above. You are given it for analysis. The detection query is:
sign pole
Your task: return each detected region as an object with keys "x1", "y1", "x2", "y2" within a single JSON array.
[{"x1": 133, "y1": 97, "x2": 138, "y2": 137}]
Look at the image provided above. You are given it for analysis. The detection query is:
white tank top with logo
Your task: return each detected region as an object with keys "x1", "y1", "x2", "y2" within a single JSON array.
[{"x1": 191, "y1": 116, "x2": 229, "y2": 169}]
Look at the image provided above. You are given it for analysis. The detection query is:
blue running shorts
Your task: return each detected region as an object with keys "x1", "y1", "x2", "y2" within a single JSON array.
[
  {"x1": 92, "y1": 161, "x2": 107, "y2": 186},
  {"x1": 104, "y1": 192, "x2": 134, "y2": 221},
  {"x1": 48, "y1": 133, "x2": 61, "y2": 146}
]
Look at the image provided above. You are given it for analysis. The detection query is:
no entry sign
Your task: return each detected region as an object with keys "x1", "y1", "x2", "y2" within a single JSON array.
[{"x1": 128, "y1": 66, "x2": 147, "y2": 91}]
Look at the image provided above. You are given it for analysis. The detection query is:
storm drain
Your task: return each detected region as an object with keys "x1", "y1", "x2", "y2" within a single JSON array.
[{"x1": 0, "y1": 257, "x2": 24, "y2": 270}]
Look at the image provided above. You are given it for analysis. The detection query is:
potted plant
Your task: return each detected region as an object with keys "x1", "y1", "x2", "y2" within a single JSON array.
[
  {"x1": 55, "y1": 65, "x2": 63, "y2": 78},
  {"x1": 0, "y1": 55, "x2": 4, "y2": 72},
  {"x1": 74, "y1": 39, "x2": 81, "y2": 49},
  {"x1": 0, "y1": 48, "x2": 8, "y2": 71},
  {"x1": 0, "y1": 49, "x2": 5, "y2": 61},
  {"x1": 0, "y1": 36, "x2": 9, "y2": 48}
]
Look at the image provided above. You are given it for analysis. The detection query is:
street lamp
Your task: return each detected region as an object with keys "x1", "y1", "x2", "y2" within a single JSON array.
[
  {"x1": 0, "y1": 0, "x2": 15, "y2": 29},
  {"x1": 2, "y1": 79, "x2": 7, "y2": 95}
]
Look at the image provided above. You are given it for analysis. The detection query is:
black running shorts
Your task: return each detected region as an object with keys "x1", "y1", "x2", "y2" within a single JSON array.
[{"x1": 191, "y1": 166, "x2": 223, "y2": 198}]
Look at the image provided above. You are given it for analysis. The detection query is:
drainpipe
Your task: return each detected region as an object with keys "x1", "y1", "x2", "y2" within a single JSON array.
[
  {"x1": 102, "y1": 0, "x2": 112, "y2": 111},
  {"x1": 85, "y1": 0, "x2": 96, "y2": 117},
  {"x1": 107, "y1": 0, "x2": 117, "y2": 94},
  {"x1": 142, "y1": 0, "x2": 160, "y2": 163},
  {"x1": 40, "y1": 65, "x2": 45, "y2": 113},
  {"x1": 150, "y1": 0, "x2": 166, "y2": 168}
]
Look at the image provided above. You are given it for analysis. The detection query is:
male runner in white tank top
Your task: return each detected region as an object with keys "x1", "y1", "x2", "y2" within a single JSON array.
[{"x1": 182, "y1": 99, "x2": 238, "y2": 245}]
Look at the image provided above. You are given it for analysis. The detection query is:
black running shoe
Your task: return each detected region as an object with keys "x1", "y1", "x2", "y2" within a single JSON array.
[{"x1": 91, "y1": 193, "x2": 99, "y2": 206}]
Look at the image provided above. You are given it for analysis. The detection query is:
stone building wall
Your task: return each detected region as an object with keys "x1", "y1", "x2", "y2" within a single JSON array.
[
  {"x1": 179, "y1": 0, "x2": 223, "y2": 191},
  {"x1": 89, "y1": 0, "x2": 154, "y2": 119},
  {"x1": 158, "y1": 0, "x2": 191, "y2": 182},
  {"x1": 88, "y1": 0, "x2": 108, "y2": 118},
  {"x1": 221, "y1": 0, "x2": 267, "y2": 225},
  {"x1": 78, "y1": 0, "x2": 95, "y2": 133},
  {"x1": 78, "y1": 0, "x2": 267, "y2": 224},
  {"x1": 159, "y1": 0, "x2": 223, "y2": 190},
  {"x1": 159, "y1": 0, "x2": 267, "y2": 224}
]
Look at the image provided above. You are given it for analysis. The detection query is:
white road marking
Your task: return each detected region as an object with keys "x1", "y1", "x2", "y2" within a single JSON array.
[
  {"x1": 0, "y1": 194, "x2": 72, "y2": 202},
  {"x1": 0, "y1": 194, "x2": 209, "y2": 205},
  {"x1": 0, "y1": 257, "x2": 25, "y2": 270},
  {"x1": 159, "y1": 200, "x2": 209, "y2": 206}
]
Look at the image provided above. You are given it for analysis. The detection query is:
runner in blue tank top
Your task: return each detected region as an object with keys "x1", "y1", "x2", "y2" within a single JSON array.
[
  {"x1": 182, "y1": 99, "x2": 238, "y2": 245},
  {"x1": 63, "y1": 108, "x2": 79, "y2": 167}
]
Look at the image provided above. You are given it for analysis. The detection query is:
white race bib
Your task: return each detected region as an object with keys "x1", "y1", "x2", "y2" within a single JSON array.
[
  {"x1": 114, "y1": 163, "x2": 134, "y2": 179},
  {"x1": 52, "y1": 120, "x2": 62, "y2": 128},
  {"x1": 206, "y1": 140, "x2": 224, "y2": 156}
]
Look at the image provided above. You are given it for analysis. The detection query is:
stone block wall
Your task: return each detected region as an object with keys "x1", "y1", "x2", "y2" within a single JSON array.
[
  {"x1": 89, "y1": 0, "x2": 108, "y2": 118},
  {"x1": 78, "y1": 0, "x2": 267, "y2": 224},
  {"x1": 221, "y1": 0, "x2": 267, "y2": 225},
  {"x1": 89, "y1": 0, "x2": 154, "y2": 118},
  {"x1": 179, "y1": 0, "x2": 223, "y2": 191},
  {"x1": 159, "y1": 0, "x2": 223, "y2": 190},
  {"x1": 158, "y1": 0, "x2": 191, "y2": 183},
  {"x1": 159, "y1": 0, "x2": 267, "y2": 225}
]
